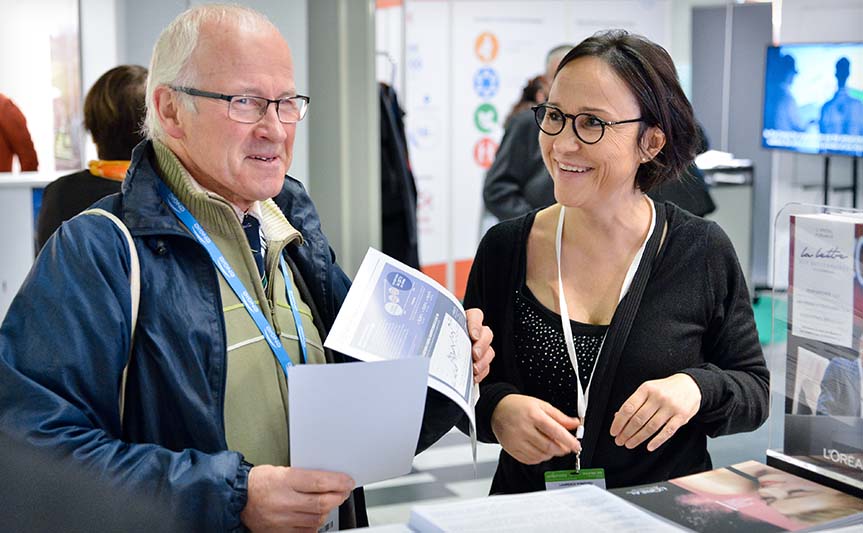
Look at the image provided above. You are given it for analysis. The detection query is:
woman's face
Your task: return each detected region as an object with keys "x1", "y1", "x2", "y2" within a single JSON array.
[
  {"x1": 756, "y1": 472, "x2": 831, "y2": 516},
  {"x1": 540, "y1": 56, "x2": 659, "y2": 208}
]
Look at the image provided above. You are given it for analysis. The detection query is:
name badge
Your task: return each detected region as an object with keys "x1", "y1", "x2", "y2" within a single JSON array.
[{"x1": 544, "y1": 468, "x2": 606, "y2": 491}]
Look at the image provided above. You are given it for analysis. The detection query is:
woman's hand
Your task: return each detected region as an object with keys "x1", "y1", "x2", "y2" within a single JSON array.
[
  {"x1": 609, "y1": 373, "x2": 702, "y2": 452},
  {"x1": 491, "y1": 394, "x2": 581, "y2": 465}
]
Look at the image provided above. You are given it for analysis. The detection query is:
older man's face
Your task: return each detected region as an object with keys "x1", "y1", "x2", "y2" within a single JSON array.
[{"x1": 171, "y1": 22, "x2": 297, "y2": 209}]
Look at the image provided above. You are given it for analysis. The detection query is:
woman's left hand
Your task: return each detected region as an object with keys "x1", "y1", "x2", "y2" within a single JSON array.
[{"x1": 609, "y1": 373, "x2": 702, "y2": 452}]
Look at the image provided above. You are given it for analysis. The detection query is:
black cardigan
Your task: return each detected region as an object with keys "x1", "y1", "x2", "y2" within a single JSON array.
[{"x1": 463, "y1": 202, "x2": 769, "y2": 492}]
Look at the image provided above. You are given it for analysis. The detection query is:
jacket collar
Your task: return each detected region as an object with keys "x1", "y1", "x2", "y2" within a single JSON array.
[{"x1": 120, "y1": 140, "x2": 302, "y2": 247}]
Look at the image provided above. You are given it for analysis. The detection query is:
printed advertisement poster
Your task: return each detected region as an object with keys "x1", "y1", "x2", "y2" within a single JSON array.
[{"x1": 782, "y1": 213, "x2": 863, "y2": 493}]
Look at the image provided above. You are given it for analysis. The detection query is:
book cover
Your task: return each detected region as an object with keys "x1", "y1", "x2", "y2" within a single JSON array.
[{"x1": 612, "y1": 461, "x2": 863, "y2": 532}]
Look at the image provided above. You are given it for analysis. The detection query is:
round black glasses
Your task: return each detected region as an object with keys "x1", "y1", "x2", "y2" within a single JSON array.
[{"x1": 532, "y1": 104, "x2": 643, "y2": 144}]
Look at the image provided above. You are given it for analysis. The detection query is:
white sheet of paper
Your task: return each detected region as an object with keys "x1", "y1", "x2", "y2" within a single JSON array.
[
  {"x1": 409, "y1": 485, "x2": 683, "y2": 532},
  {"x1": 288, "y1": 358, "x2": 430, "y2": 487}
]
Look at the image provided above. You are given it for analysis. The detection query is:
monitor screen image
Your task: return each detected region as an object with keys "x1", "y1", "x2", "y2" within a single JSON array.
[{"x1": 762, "y1": 42, "x2": 863, "y2": 157}]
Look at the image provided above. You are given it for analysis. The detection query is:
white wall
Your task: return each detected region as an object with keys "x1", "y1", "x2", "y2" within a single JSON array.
[
  {"x1": 403, "y1": 0, "x2": 674, "y2": 295},
  {"x1": 0, "y1": 0, "x2": 81, "y2": 172}
]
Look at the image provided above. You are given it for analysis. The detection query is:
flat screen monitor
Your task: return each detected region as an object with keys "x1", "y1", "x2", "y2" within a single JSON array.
[{"x1": 762, "y1": 42, "x2": 863, "y2": 157}]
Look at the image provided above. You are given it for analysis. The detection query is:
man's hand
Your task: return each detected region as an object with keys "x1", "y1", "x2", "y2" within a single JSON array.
[
  {"x1": 240, "y1": 465, "x2": 354, "y2": 532},
  {"x1": 609, "y1": 373, "x2": 702, "y2": 452},
  {"x1": 465, "y1": 308, "x2": 494, "y2": 383},
  {"x1": 491, "y1": 394, "x2": 581, "y2": 465}
]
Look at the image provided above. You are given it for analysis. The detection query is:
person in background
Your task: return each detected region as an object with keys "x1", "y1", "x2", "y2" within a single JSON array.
[
  {"x1": 465, "y1": 30, "x2": 768, "y2": 493},
  {"x1": 503, "y1": 75, "x2": 547, "y2": 130},
  {"x1": 482, "y1": 44, "x2": 572, "y2": 226},
  {"x1": 646, "y1": 123, "x2": 715, "y2": 217},
  {"x1": 0, "y1": 5, "x2": 494, "y2": 532},
  {"x1": 36, "y1": 65, "x2": 147, "y2": 251},
  {"x1": 764, "y1": 53, "x2": 809, "y2": 132},
  {"x1": 816, "y1": 329, "x2": 862, "y2": 417},
  {"x1": 0, "y1": 92, "x2": 39, "y2": 171},
  {"x1": 819, "y1": 57, "x2": 863, "y2": 136}
]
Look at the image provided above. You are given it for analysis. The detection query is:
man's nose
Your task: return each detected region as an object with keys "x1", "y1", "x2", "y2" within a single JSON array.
[{"x1": 255, "y1": 103, "x2": 288, "y2": 141}]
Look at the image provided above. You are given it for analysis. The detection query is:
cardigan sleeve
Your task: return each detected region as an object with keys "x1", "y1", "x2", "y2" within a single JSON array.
[
  {"x1": 679, "y1": 221, "x2": 770, "y2": 437},
  {"x1": 463, "y1": 222, "x2": 523, "y2": 443}
]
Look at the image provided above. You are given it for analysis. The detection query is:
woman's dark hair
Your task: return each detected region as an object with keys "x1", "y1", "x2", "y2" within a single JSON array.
[
  {"x1": 555, "y1": 30, "x2": 697, "y2": 192},
  {"x1": 84, "y1": 65, "x2": 148, "y2": 161}
]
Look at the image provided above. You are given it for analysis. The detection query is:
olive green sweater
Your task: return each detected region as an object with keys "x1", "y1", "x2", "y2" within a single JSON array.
[{"x1": 155, "y1": 141, "x2": 326, "y2": 466}]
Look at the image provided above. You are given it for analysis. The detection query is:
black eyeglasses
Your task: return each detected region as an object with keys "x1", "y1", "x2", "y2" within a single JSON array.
[
  {"x1": 532, "y1": 104, "x2": 643, "y2": 144},
  {"x1": 171, "y1": 86, "x2": 310, "y2": 124}
]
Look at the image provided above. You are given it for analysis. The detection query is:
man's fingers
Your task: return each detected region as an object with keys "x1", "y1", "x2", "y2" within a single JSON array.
[
  {"x1": 289, "y1": 469, "x2": 355, "y2": 494},
  {"x1": 473, "y1": 345, "x2": 494, "y2": 382},
  {"x1": 465, "y1": 308, "x2": 485, "y2": 340}
]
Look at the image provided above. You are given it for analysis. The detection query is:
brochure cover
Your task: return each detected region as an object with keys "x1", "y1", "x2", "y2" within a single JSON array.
[
  {"x1": 612, "y1": 461, "x2": 863, "y2": 532},
  {"x1": 324, "y1": 248, "x2": 478, "y2": 425},
  {"x1": 782, "y1": 214, "x2": 863, "y2": 492}
]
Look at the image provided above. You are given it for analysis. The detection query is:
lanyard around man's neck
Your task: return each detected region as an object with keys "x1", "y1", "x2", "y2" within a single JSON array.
[{"x1": 157, "y1": 181, "x2": 307, "y2": 377}]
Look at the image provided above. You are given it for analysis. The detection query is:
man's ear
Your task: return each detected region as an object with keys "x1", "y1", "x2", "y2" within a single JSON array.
[
  {"x1": 153, "y1": 85, "x2": 185, "y2": 139},
  {"x1": 640, "y1": 126, "x2": 666, "y2": 162}
]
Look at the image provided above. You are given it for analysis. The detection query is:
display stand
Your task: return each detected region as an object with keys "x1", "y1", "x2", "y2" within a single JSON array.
[
  {"x1": 822, "y1": 156, "x2": 861, "y2": 208},
  {"x1": 767, "y1": 202, "x2": 863, "y2": 498}
]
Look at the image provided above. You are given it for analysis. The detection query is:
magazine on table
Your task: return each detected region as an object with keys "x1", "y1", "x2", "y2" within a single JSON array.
[{"x1": 612, "y1": 460, "x2": 863, "y2": 532}]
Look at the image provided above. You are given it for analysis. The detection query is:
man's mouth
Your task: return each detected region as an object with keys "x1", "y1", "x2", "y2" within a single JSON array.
[{"x1": 249, "y1": 155, "x2": 278, "y2": 163}]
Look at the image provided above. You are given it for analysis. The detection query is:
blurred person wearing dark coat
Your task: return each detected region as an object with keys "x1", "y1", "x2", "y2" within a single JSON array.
[{"x1": 36, "y1": 65, "x2": 147, "y2": 251}]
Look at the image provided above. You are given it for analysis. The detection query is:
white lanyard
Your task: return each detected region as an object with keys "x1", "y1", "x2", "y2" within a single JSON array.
[{"x1": 555, "y1": 199, "x2": 656, "y2": 439}]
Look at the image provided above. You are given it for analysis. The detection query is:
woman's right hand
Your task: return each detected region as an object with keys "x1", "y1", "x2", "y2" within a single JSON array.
[{"x1": 490, "y1": 394, "x2": 582, "y2": 465}]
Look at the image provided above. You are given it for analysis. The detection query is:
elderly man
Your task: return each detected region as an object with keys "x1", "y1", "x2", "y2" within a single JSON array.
[{"x1": 0, "y1": 5, "x2": 493, "y2": 532}]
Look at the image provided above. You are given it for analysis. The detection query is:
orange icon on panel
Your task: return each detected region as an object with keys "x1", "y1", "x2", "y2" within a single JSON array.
[
  {"x1": 473, "y1": 138, "x2": 498, "y2": 169},
  {"x1": 474, "y1": 32, "x2": 499, "y2": 63}
]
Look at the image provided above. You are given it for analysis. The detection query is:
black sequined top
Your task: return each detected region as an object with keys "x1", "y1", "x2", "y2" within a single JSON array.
[{"x1": 514, "y1": 285, "x2": 608, "y2": 418}]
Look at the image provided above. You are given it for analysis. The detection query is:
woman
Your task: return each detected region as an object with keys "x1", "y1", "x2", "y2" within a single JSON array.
[
  {"x1": 464, "y1": 30, "x2": 769, "y2": 492},
  {"x1": 36, "y1": 65, "x2": 147, "y2": 251}
]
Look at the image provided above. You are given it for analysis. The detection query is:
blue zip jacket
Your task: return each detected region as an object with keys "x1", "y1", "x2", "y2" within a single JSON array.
[{"x1": 0, "y1": 142, "x2": 461, "y2": 530}]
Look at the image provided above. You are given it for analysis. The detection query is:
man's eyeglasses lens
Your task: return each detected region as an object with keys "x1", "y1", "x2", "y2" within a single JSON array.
[
  {"x1": 229, "y1": 96, "x2": 309, "y2": 124},
  {"x1": 533, "y1": 105, "x2": 607, "y2": 144}
]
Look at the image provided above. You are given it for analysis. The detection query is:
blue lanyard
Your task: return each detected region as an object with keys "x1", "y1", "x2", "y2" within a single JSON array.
[
  {"x1": 279, "y1": 256, "x2": 309, "y2": 366},
  {"x1": 157, "y1": 182, "x2": 307, "y2": 377}
]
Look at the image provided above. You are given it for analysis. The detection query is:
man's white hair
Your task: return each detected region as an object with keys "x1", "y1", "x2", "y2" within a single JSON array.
[{"x1": 143, "y1": 4, "x2": 278, "y2": 140}]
